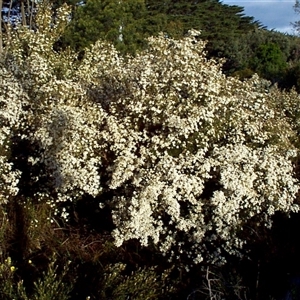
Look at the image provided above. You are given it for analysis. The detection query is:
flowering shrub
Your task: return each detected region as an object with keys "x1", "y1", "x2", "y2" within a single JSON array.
[
  {"x1": 0, "y1": 66, "x2": 26, "y2": 204},
  {"x1": 1, "y1": 3, "x2": 299, "y2": 265}
]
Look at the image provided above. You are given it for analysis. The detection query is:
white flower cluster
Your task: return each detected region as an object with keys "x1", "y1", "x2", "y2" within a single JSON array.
[
  {"x1": 98, "y1": 32, "x2": 299, "y2": 264},
  {"x1": 0, "y1": 67, "x2": 26, "y2": 203},
  {"x1": 31, "y1": 79, "x2": 105, "y2": 202},
  {"x1": 1, "y1": 3, "x2": 299, "y2": 264}
]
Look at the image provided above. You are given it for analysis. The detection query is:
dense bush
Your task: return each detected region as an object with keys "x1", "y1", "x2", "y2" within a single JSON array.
[
  {"x1": 0, "y1": 3, "x2": 299, "y2": 270},
  {"x1": 2, "y1": 5, "x2": 300, "y2": 299}
]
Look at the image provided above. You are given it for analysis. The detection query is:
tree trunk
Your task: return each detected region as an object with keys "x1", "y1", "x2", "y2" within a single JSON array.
[
  {"x1": 29, "y1": 0, "x2": 34, "y2": 30},
  {"x1": 21, "y1": 0, "x2": 26, "y2": 26}
]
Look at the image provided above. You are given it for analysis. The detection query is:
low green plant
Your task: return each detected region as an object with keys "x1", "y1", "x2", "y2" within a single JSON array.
[
  {"x1": 0, "y1": 256, "x2": 20, "y2": 299},
  {"x1": 100, "y1": 263, "x2": 176, "y2": 300},
  {"x1": 31, "y1": 257, "x2": 73, "y2": 300},
  {"x1": 0, "y1": 255, "x2": 73, "y2": 300}
]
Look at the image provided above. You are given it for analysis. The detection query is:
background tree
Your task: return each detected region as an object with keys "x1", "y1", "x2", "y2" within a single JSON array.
[
  {"x1": 249, "y1": 42, "x2": 287, "y2": 82},
  {"x1": 145, "y1": 0, "x2": 264, "y2": 58},
  {"x1": 224, "y1": 28, "x2": 300, "y2": 89},
  {"x1": 59, "y1": 0, "x2": 263, "y2": 55},
  {"x1": 2, "y1": 0, "x2": 35, "y2": 27},
  {"x1": 293, "y1": 0, "x2": 300, "y2": 35},
  {"x1": 61, "y1": 0, "x2": 157, "y2": 54}
]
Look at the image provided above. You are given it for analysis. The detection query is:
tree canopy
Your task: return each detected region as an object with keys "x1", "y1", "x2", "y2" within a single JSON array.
[
  {"x1": 57, "y1": 0, "x2": 263, "y2": 54},
  {"x1": 61, "y1": 0, "x2": 153, "y2": 54}
]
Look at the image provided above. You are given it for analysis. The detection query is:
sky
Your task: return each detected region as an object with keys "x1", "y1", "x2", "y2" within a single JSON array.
[{"x1": 221, "y1": 0, "x2": 299, "y2": 35}]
